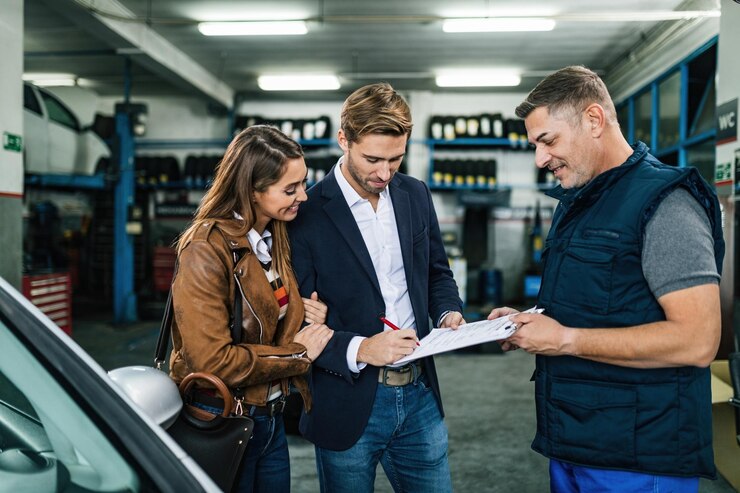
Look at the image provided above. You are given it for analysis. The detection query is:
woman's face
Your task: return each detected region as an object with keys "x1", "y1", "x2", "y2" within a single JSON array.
[{"x1": 252, "y1": 157, "x2": 308, "y2": 232}]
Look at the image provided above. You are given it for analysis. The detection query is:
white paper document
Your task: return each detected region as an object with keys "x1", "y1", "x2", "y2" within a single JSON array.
[{"x1": 391, "y1": 307, "x2": 543, "y2": 366}]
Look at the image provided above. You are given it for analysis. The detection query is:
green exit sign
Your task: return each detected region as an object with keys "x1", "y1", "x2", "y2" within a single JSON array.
[{"x1": 3, "y1": 132, "x2": 22, "y2": 153}]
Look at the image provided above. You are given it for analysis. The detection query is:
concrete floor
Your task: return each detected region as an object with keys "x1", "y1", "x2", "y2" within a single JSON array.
[{"x1": 72, "y1": 316, "x2": 737, "y2": 493}]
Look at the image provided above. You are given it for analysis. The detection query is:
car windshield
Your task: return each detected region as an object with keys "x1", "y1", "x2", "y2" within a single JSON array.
[
  {"x1": 39, "y1": 91, "x2": 80, "y2": 131},
  {"x1": 0, "y1": 319, "x2": 141, "y2": 492}
]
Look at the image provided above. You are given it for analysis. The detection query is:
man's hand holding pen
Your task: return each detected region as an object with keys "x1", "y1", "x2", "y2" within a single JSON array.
[{"x1": 357, "y1": 322, "x2": 419, "y2": 366}]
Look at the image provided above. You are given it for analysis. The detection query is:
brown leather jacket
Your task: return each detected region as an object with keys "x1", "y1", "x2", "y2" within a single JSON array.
[{"x1": 169, "y1": 218, "x2": 312, "y2": 410}]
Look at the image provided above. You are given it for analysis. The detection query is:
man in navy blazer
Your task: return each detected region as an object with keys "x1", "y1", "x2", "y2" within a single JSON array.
[{"x1": 288, "y1": 83, "x2": 464, "y2": 493}]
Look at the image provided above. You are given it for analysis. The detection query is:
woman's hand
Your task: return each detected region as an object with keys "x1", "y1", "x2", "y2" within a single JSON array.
[
  {"x1": 293, "y1": 323, "x2": 333, "y2": 361},
  {"x1": 302, "y1": 291, "x2": 328, "y2": 325}
]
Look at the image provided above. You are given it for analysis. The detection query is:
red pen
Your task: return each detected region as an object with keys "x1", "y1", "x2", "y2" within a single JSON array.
[{"x1": 379, "y1": 316, "x2": 420, "y2": 346}]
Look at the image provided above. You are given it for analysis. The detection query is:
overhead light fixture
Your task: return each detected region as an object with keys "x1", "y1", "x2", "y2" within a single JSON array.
[
  {"x1": 435, "y1": 70, "x2": 521, "y2": 88},
  {"x1": 22, "y1": 73, "x2": 77, "y2": 87},
  {"x1": 257, "y1": 75, "x2": 341, "y2": 91},
  {"x1": 443, "y1": 18, "x2": 555, "y2": 33},
  {"x1": 554, "y1": 10, "x2": 720, "y2": 22},
  {"x1": 198, "y1": 21, "x2": 307, "y2": 36}
]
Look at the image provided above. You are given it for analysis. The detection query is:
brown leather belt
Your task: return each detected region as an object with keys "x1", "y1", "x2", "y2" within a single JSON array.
[{"x1": 378, "y1": 363, "x2": 423, "y2": 386}]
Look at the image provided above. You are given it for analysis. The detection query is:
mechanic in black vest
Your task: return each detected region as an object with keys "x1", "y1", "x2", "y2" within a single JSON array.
[{"x1": 489, "y1": 66, "x2": 724, "y2": 493}]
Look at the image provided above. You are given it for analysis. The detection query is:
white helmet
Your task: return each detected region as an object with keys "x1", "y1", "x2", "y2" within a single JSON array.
[{"x1": 109, "y1": 366, "x2": 183, "y2": 429}]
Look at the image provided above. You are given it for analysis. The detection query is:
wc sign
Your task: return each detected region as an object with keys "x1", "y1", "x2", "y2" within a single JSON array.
[{"x1": 717, "y1": 98, "x2": 738, "y2": 145}]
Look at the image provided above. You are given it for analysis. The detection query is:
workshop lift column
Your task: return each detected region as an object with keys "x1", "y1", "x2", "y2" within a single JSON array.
[{"x1": 113, "y1": 111, "x2": 137, "y2": 323}]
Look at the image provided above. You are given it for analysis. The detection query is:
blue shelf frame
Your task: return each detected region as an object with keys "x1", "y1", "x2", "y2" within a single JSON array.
[
  {"x1": 24, "y1": 173, "x2": 108, "y2": 189},
  {"x1": 615, "y1": 37, "x2": 718, "y2": 170}
]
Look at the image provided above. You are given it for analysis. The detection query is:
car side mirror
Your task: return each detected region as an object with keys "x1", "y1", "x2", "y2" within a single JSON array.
[{"x1": 109, "y1": 366, "x2": 182, "y2": 429}]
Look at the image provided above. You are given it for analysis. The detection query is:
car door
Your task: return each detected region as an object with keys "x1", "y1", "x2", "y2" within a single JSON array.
[
  {"x1": 38, "y1": 89, "x2": 80, "y2": 174},
  {"x1": 23, "y1": 84, "x2": 50, "y2": 174},
  {"x1": 0, "y1": 277, "x2": 219, "y2": 493}
]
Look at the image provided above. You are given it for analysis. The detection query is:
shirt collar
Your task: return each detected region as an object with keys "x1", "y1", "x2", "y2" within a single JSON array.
[
  {"x1": 334, "y1": 156, "x2": 390, "y2": 208},
  {"x1": 232, "y1": 211, "x2": 272, "y2": 262},
  {"x1": 247, "y1": 228, "x2": 272, "y2": 263}
]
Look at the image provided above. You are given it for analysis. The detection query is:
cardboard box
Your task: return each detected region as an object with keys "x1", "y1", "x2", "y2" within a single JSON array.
[{"x1": 710, "y1": 360, "x2": 740, "y2": 490}]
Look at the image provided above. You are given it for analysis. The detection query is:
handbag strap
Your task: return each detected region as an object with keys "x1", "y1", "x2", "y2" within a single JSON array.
[
  {"x1": 154, "y1": 288, "x2": 175, "y2": 368},
  {"x1": 230, "y1": 250, "x2": 243, "y2": 343},
  {"x1": 154, "y1": 245, "x2": 245, "y2": 369}
]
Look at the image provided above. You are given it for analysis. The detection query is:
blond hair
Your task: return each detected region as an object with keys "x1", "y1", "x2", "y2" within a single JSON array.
[{"x1": 341, "y1": 82, "x2": 413, "y2": 143}]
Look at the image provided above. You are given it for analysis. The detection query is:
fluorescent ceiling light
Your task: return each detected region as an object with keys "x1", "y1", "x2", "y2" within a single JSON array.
[
  {"x1": 555, "y1": 10, "x2": 720, "y2": 22},
  {"x1": 258, "y1": 75, "x2": 341, "y2": 91},
  {"x1": 443, "y1": 18, "x2": 555, "y2": 33},
  {"x1": 436, "y1": 71, "x2": 521, "y2": 88},
  {"x1": 198, "y1": 21, "x2": 307, "y2": 36},
  {"x1": 22, "y1": 73, "x2": 77, "y2": 86}
]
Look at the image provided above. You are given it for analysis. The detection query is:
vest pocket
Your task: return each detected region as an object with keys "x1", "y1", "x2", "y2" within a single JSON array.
[
  {"x1": 557, "y1": 245, "x2": 615, "y2": 315},
  {"x1": 549, "y1": 378, "x2": 637, "y2": 467}
]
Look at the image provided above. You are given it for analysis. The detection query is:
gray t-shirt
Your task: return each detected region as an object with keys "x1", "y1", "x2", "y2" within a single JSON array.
[{"x1": 642, "y1": 188, "x2": 720, "y2": 299}]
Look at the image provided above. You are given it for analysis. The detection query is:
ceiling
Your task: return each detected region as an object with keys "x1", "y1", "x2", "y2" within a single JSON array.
[{"x1": 23, "y1": 0, "x2": 716, "y2": 106}]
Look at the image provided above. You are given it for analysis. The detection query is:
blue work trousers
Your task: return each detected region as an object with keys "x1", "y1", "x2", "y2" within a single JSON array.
[{"x1": 550, "y1": 459, "x2": 699, "y2": 493}]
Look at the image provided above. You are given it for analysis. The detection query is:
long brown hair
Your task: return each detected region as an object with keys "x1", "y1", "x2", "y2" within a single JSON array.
[{"x1": 176, "y1": 125, "x2": 304, "y2": 285}]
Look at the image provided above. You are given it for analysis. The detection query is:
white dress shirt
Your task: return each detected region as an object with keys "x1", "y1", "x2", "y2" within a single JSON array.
[
  {"x1": 333, "y1": 159, "x2": 416, "y2": 373},
  {"x1": 247, "y1": 228, "x2": 273, "y2": 264}
]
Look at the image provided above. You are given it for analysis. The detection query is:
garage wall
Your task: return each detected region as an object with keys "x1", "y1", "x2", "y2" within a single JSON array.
[{"x1": 0, "y1": 0, "x2": 24, "y2": 289}]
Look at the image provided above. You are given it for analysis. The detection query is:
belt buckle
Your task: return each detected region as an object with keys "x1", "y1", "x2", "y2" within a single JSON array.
[
  {"x1": 268, "y1": 396, "x2": 286, "y2": 416},
  {"x1": 381, "y1": 365, "x2": 412, "y2": 386},
  {"x1": 380, "y1": 367, "x2": 393, "y2": 386}
]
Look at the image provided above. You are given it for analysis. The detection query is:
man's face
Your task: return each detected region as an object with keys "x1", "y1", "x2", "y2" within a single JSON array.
[
  {"x1": 339, "y1": 131, "x2": 407, "y2": 198},
  {"x1": 525, "y1": 106, "x2": 598, "y2": 189}
]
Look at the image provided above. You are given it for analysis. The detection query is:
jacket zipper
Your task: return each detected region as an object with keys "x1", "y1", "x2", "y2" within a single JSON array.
[
  {"x1": 233, "y1": 273, "x2": 263, "y2": 344},
  {"x1": 234, "y1": 268, "x2": 291, "y2": 404},
  {"x1": 234, "y1": 273, "x2": 274, "y2": 404}
]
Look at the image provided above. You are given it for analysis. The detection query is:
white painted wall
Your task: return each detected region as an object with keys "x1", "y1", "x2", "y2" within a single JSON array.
[
  {"x1": 0, "y1": 0, "x2": 24, "y2": 288},
  {"x1": 97, "y1": 95, "x2": 232, "y2": 164}
]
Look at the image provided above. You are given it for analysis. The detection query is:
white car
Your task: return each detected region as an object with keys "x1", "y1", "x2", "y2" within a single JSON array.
[
  {"x1": 23, "y1": 83, "x2": 110, "y2": 175},
  {"x1": 0, "y1": 276, "x2": 220, "y2": 492}
]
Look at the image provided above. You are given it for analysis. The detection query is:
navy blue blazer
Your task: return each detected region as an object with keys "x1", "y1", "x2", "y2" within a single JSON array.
[{"x1": 288, "y1": 165, "x2": 463, "y2": 451}]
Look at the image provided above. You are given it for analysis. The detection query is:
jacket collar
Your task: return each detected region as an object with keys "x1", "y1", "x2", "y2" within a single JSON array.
[{"x1": 209, "y1": 218, "x2": 252, "y2": 252}]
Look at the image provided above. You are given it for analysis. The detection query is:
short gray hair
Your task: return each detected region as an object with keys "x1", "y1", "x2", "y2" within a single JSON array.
[{"x1": 515, "y1": 66, "x2": 617, "y2": 125}]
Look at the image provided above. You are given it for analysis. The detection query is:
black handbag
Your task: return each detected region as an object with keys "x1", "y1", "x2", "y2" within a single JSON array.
[
  {"x1": 167, "y1": 372, "x2": 254, "y2": 492},
  {"x1": 154, "y1": 251, "x2": 253, "y2": 492}
]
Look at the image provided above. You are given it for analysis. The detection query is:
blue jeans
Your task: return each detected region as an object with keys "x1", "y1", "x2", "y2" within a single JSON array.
[
  {"x1": 193, "y1": 403, "x2": 290, "y2": 493},
  {"x1": 550, "y1": 459, "x2": 700, "y2": 493},
  {"x1": 314, "y1": 374, "x2": 452, "y2": 493}
]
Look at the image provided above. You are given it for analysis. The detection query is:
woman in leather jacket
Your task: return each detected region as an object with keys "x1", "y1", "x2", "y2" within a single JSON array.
[{"x1": 170, "y1": 125, "x2": 333, "y2": 493}]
